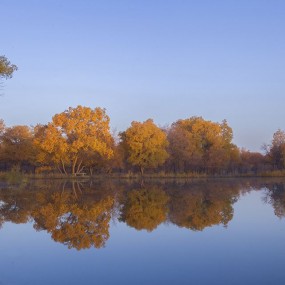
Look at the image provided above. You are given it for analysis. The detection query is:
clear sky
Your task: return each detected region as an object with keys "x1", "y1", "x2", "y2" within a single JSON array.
[{"x1": 1, "y1": 0, "x2": 285, "y2": 151}]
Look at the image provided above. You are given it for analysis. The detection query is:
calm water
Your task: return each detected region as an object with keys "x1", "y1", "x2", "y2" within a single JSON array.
[{"x1": 1, "y1": 178, "x2": 285, "y2": 285}]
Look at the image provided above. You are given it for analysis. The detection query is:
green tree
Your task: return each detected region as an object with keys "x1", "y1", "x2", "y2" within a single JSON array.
[
  {"x1": 0, "y1": 55, "x2": 17, "y2": 80},
  {"x1": 121, "y1": 119, "x2": 169, "y2": 175}
]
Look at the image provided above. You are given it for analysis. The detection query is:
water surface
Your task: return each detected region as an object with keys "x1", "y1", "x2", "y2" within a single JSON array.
[{"x1": 0, "y1": 178, "x2": 285, "y2": 284}]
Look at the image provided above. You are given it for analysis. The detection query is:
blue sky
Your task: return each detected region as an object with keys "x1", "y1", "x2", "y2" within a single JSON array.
[{"x1": 1, "y1": 0, "x2": 285, "y2": 151}]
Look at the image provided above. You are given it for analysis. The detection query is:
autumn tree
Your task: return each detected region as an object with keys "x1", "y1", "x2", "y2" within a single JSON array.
[
  {"x1": 34, "y1": 105, "x2": 114, "y2": 175},
  {"x1": 0, "y1": 125, "x2": 36, "y2": 170},
  {"x1": 80, "y1": 138, "x2": 117, "y2": 175},
  {"x1": 167, "y1": 117, "x2": 238, "y2": 173},
  {"x1": 265, "y1": 129, "x2": 285, "y2": 170},
  {"x1": 238, "y1": 148, "x2": 266, "y2": 174},
  {"x1": 167, "y1": 122, "x2": 196, "y2": 172},
  {"x1": 120, "y1": 119, "x2": 169, "y2": 175}
]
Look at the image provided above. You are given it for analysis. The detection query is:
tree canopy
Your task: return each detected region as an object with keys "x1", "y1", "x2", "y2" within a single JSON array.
[
  {"x1": 121, "y1": 119, "x2": 169, "y2": 174},
  {"x1": 0, "y1": 109, "x2": 281, "y2": 176},
  {"x1": 34, "y1": 105, "x2": 114, "y2": 175},
  {"x1": 266, "y1": 129, "x2": 285, "y2": 169},
  {"x1": 167, "y1": 117, "x2": 238, "y2": 173},
  {"x1": 0, "y1": 125, "x2": 35, "y2": 166},
  {"x1": 0, "y1": 55, "x2": 17, "y2": 80}
]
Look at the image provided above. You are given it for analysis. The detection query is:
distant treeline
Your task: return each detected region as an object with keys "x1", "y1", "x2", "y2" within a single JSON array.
[{"x1": 0, "y1": 105, "x2": 284, "y2": 176}]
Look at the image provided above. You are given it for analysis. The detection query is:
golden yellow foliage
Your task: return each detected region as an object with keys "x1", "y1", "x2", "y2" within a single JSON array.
[
  {"x1": 33, "y1": 105, "x2": 114, "y2": 175},
  {"x1": 121, "y1": 119, "x2": 169, "y2": 174},
  {"x1": 267, "y1": 129, "x2": 285, "y2": 169},
  {"x1": 0, "y1": 125, "x2": 35, "y2": 164},
  {"x1": 168, "y1": 117, "x2": 238, "y2": 173}
]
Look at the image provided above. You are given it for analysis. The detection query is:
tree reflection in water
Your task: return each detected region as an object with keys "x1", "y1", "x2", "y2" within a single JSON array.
[
  {"x1": 33, "y1": 191, "x2": 114, "y2": 250},
  {"x1": 264, "y1": 182, "x2": 285, "y2": 218},
  {"x1": 1, "y1": 179, "x2": 284, "y2": 250},
  {"x1": 167, "y1": 182, "x2": 239, "y2": 231},
  {"x1": 120, "y1": 187, "x2": 169, "y2": 232}
]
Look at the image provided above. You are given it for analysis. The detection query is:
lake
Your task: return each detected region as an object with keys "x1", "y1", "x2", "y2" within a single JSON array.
[{"x1": 0, "y1": 178, "x2": 285, "y2": 285}]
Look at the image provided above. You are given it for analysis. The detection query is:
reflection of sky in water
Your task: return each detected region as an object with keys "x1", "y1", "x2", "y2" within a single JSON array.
[{"x1": 0, "y1": 183, "x2": 285, "y2": 284}]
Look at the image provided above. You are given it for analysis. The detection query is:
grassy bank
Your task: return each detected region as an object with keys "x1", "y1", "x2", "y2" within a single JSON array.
[
  {"x1": 0, "y1": 167, "x2": 28, "y2": 184},
  {"x1": 1, "y1": 170, "x2": 285, "y2": 183}
]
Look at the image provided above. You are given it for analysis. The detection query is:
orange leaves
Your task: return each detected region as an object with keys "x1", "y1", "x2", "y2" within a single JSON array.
[
  {"x1": 33, "y1": 106, "x2": 114, "y2": 174},
  {"x1": 0, "y1": 125, "x2": 35, "y2": 163},
  {"x1": 122, "y1": 119, "x2": 169, "y2": 172},
  {"x1": 267, "y1": 129, "x2": 285, "y2": 169},
  {"x1": 0, "y1": 109, "x2": 272, "y2": 175},
  {"x1": 168, "y1": 117, "x2": 237, "y2": 172}
]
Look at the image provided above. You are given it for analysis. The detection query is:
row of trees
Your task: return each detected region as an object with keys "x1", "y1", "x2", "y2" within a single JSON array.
[{"x1": 0, "y1": 105, "x2": 284, "y2": 175}]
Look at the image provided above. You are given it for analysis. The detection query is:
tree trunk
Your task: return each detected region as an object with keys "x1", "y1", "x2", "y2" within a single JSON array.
[
  {"x1": 72, "y1": 156, "x2": 78, "y2": 176},
  {"x1": 61, "y1": 159, "x2": 67, "y2": 175},
  {"x1": 76, "y1": 160, "x2": 83, "y2": 173},
  {"x1": 57, "y1": 165, "x2": 63, "y2": 174}
]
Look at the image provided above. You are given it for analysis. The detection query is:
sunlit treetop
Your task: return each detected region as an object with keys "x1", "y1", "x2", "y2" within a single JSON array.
[
  {"x1": 121, "y1": 119, "x2": 169, "y2": 174},
  {"x1": 33, "y1": 105, "x2": 114, "y2": 175}
]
